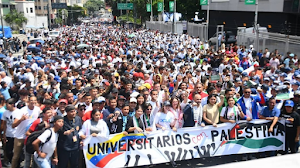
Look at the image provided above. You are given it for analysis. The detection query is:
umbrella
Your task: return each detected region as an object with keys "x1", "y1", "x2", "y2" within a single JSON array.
[
  {"x1": 33, "y1": 56, "x2": 42, "y2": 60},
  {"x1": 0, "y1": 54, "x2": 6, "y2": 58},
  {"x1": 128, "y1": 33, "x2": 136, "y2": 38},
  {"x1": 77, "y1": 44, "x2": 90, "y2": 49},
  {"x1": 36, "y1": 39, "x2": 45, "y2": 44}
]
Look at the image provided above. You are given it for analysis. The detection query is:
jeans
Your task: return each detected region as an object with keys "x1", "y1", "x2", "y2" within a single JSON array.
[
  {"x1": 34, "y1": 157, "x2": 51, "y2": 168},
  {"x1": 11, "y1": 138, "x2": 24, "y2": 168},
  {"x1": 24, "y1": 146, "x2": 37, "y2": 168},
  {"x1": 57, "y1": 149, "x2": 79, "y2": 168}
]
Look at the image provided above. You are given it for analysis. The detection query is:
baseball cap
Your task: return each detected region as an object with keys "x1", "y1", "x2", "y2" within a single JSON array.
[
  {"x1": 163, "y1": 101, "x2": 171, "y2": 106},
  {"x1": 118, "y1": 95, "x2": 126, "y2": 100},
  {"x1": 111, "y1": 88, "x2": 119, "y2": 94},
  {"x1": 93, "y1": 96, "x2": 106, "y2": 104},
  {"x1": 65, "y1": 105, "x2": 75, "y2": 112},
  {"x1": 129, "y1": 98, "x2": 137, "y2": 103},
  {"x1": 285, "y1": 100, "x2": 294, "y2": 107},
  {"x1": 58, "y1": 99, "x2": 68, "y2": 104},
  {"x1": 54, "y1": 76, "x2": 61, "y2": 82}
]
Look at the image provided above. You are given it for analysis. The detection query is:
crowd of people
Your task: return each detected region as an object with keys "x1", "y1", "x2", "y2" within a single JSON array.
[{"x1": 0, "y1": 23, "x2": 299, "y2": 168}]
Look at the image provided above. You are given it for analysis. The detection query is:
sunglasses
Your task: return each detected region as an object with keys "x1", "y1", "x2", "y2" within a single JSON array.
[
  {"x1": 244, "y1": 92, "x2": 251, "y2": 94},
  {"x1": 79, "y1": 108, "x2": 85, "y2": 111},
  {"x1": 147, "y1": 108, "x2": 152, "y2": 110}
]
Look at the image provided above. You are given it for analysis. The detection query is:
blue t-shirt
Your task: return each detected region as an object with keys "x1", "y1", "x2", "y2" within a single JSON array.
[
  {"x1": 0, "y1": 88, "x2": 11, "y2": 100},
  {"x1": 260, "y1": 106, "x2": 280, "y2": 117}
]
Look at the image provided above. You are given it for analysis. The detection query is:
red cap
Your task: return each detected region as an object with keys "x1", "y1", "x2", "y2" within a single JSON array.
[{"x1": 58, "y1": 99, "x2": 68, "y2": 104}]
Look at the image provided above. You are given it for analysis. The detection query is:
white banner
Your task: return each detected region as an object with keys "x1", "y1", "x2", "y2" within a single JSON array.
[{"x1": 83, "y1": 120, "x2": 285, "y2": 168}]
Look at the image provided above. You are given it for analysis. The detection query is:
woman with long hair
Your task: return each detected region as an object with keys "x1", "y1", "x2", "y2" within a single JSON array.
[
  {"x1": 136, "y1": 94, "x2": 146, "y2": 109},
  {"x1": 126, "y1": 106, "x2": 152, "y2": 134},
  {"x1": 79, "y1": 109, "x2": 109, "y2": 139},
  {"x1": 169, "y1": 97, "x2": 184, "y2": 129},
  {"x1": 142, "y1": 103, "x2": 160, "y2": 128},
  {"x1": 203, "y1": 94, "x2": 224, "y2": 127}
]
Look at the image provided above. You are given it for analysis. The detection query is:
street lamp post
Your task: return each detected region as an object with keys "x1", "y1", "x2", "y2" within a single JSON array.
[
  {"x1": 206, "y1": 0, "x2": 210, "y2": 40},
  {"x1": 0, "y1": 3, "x2": 5, "y2": 38},
  {"x1": 150, "y1": 0, "x2": 153, "y2": 21},
  {"x1": 254, "y1": 0, "x2": 259, "y2": 51}
]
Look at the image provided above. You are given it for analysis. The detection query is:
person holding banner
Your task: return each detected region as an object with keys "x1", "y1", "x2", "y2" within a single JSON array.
[
  {"x1": 79, "y1": 109, "x2": 109, "y2": 140},
  {"x1": 126, "y1": 106, "x2": 152, "y2": 134},
  {"x1": 203, "y1": 94, "x2": 224, "y2": 126},
  {"x1": 169, "y1": 97, "x2": 184, "y2": 129},
  {"x1": 220, "y1": 97, "x2": 247, "y2": 123},
  {"x1": 280, "y1": 100, "x2": 300, "y2": 154},
  {"x1": 153, "y1": 101, "x2": 177, "y2": 131}
]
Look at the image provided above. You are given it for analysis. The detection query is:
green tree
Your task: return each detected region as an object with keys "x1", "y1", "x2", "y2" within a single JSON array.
[
  {"x1": 67, "y1": 5, "x2": 87, "y2": 25},
  {"x1": 4, "y1": 10, "x2": 27, "y2": 28},
  {"x1": 83, "y1": 0, "x2": 105, "y2": 16}
]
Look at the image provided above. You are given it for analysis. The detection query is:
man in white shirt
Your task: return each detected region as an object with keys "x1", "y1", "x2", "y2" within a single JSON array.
[
  {"x1": 1, "y1": 98, "x2": 19, "y2": 165},
  {"x1": 11, "y1": 96, "x2": 40, "y2": 168},
  {"x1": 32, "y1": 115, "x2": 64, "y2": 168}
]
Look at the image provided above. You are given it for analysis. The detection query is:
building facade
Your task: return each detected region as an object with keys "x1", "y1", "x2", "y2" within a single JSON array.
[{"x1": 201, "y1": 0, "x2": 300, "y2": 36}]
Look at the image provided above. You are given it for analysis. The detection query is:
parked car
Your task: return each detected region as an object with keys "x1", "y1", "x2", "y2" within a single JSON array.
[
  {"x1": 209, "y1": 31, "x2": 236, "y2": 45},
  {"x1": 49, "y1": 30, "x2": 60, "y2": 38}
]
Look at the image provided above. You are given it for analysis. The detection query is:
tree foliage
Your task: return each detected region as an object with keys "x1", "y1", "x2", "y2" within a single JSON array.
[
  {"x1": 4, "y1": 10, "x2": 28, "y2": 29},
  {"x1": 66, "y1": 5, "x2": 87, "y2": 25},
  {"x1": 83, "y1": 0, "x2": 105, "y2": 15}
]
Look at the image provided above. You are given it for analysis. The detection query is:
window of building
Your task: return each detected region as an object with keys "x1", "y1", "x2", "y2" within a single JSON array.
[
  {"x1": 2, "y1": 4, "x2": 8, "y2": 8},
  {"x1": 26, "y1": 8, "x2": 28, "y2": 13},
  {"x1": 38, "y1": 6, "x2": 41, "y2": 10},
  {"x1": 30, "y1": 7, "x2": 33, "y2": 13},
  {"x1": 44, "y1": 6, "x2": 47, "y2": 10},
  {"x1": 35, "y1": 6, "x2": 37, "y2": 10}
]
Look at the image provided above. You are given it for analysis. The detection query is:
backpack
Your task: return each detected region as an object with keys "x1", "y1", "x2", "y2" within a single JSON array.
[{"x1": 25, "y1": 128, "x2": 52, "y2": 154}]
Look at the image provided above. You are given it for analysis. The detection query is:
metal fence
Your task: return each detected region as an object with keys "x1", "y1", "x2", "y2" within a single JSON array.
[
  {"x1": 146, "y1": 21, "x2": 208, "y2": 41},
  {"x1": 237, "y1": 28, "x2": 300, "y2": 55}
]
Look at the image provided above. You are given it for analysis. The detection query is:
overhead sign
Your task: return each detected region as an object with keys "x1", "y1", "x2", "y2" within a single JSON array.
[
  {"x1": 169, "y1": 1, "x2": 174, "y2": 12},
  {"x1": 245, "y1": 0, "x2": 256, "y2": 5},
  {"x1": 200, "y1": 0, "x2": 208, "y2": 5},
  {"x1": 146, "y1": 4, "x2": 151, "y2": 12},
  {"x1": 117, "y1": 3, "x2": 134, "y2": 10},
  {"x1": 157, "y1": 2, "x2": 163, "y2": 12},
  {"x1": 51, "y1": 3, "x2": 67, "y2": 9},
  {"x1": 83, "y1": 120, "x2": 285, "y2": 168}
]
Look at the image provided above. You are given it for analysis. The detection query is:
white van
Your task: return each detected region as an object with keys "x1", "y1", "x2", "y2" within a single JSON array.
[
  {"x1": 237, "y1": 26, "x2": 268, "y2": 46},
  {"x1": 49, "y1": 30, "x2": 60, "y2": 38}
]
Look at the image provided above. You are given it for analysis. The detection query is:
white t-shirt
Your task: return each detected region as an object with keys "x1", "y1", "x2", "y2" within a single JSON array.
[
  {"x1": 14, "y1": 106, "x2": 40, "y2": 139},
  {"x1": 243, "y1": 97, "x2": 252, "y2": 119},
  {"x1": 220, "y1": 106, "x2": 241, "y2": 121},
  {"x1": 1, "y1": 108, "x2": 20, "y2": 137},
  {"x1": 153, "y1": 112, "x2": 174, "y2": 130},
  {"x1": 34, "y1": 128, "x2": 58, "y2": 161}
]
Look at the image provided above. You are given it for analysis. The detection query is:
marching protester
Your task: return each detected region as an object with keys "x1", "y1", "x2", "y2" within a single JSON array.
[
  {"x1": 32, "y1": 115, "x2": 64, "y2": 168},
  {"x1": 0, "y1": 23, "x2": 298, "y2": 167},
  {"x1": 79, "y1": 109, "x2": 109, "y2": 139},
  {"x1": 57, "y1": 105, "x2": 82, "y2": 168}
]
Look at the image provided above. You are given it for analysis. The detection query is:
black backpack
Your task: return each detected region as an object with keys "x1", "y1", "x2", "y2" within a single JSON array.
[{"x1": 25, "y1": 128, "x2": 52, "y2": 154}]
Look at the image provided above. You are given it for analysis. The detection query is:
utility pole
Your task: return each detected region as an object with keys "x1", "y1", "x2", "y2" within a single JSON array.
[
  {"x1": 172, "y1": 0, "x2": 176, "y2": 34},
  {"x1": 0, "y1": 3, "x2": 5, "y2": 38},
  {"x1": 254, "y1": 0, "x2": 259, "y2": 51},
  {"x1": 47, "y1": 4, "x2": 51, "y2": 30},
  {"x1": 150, "y1": 0, "x2": 153, "y2": 21},
  {"x1": 162, "y1": 0, "x2": 164, "y2": 22},
  {"x1": 206, "y1": 0, "x2": 210, "y2": 40}
]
